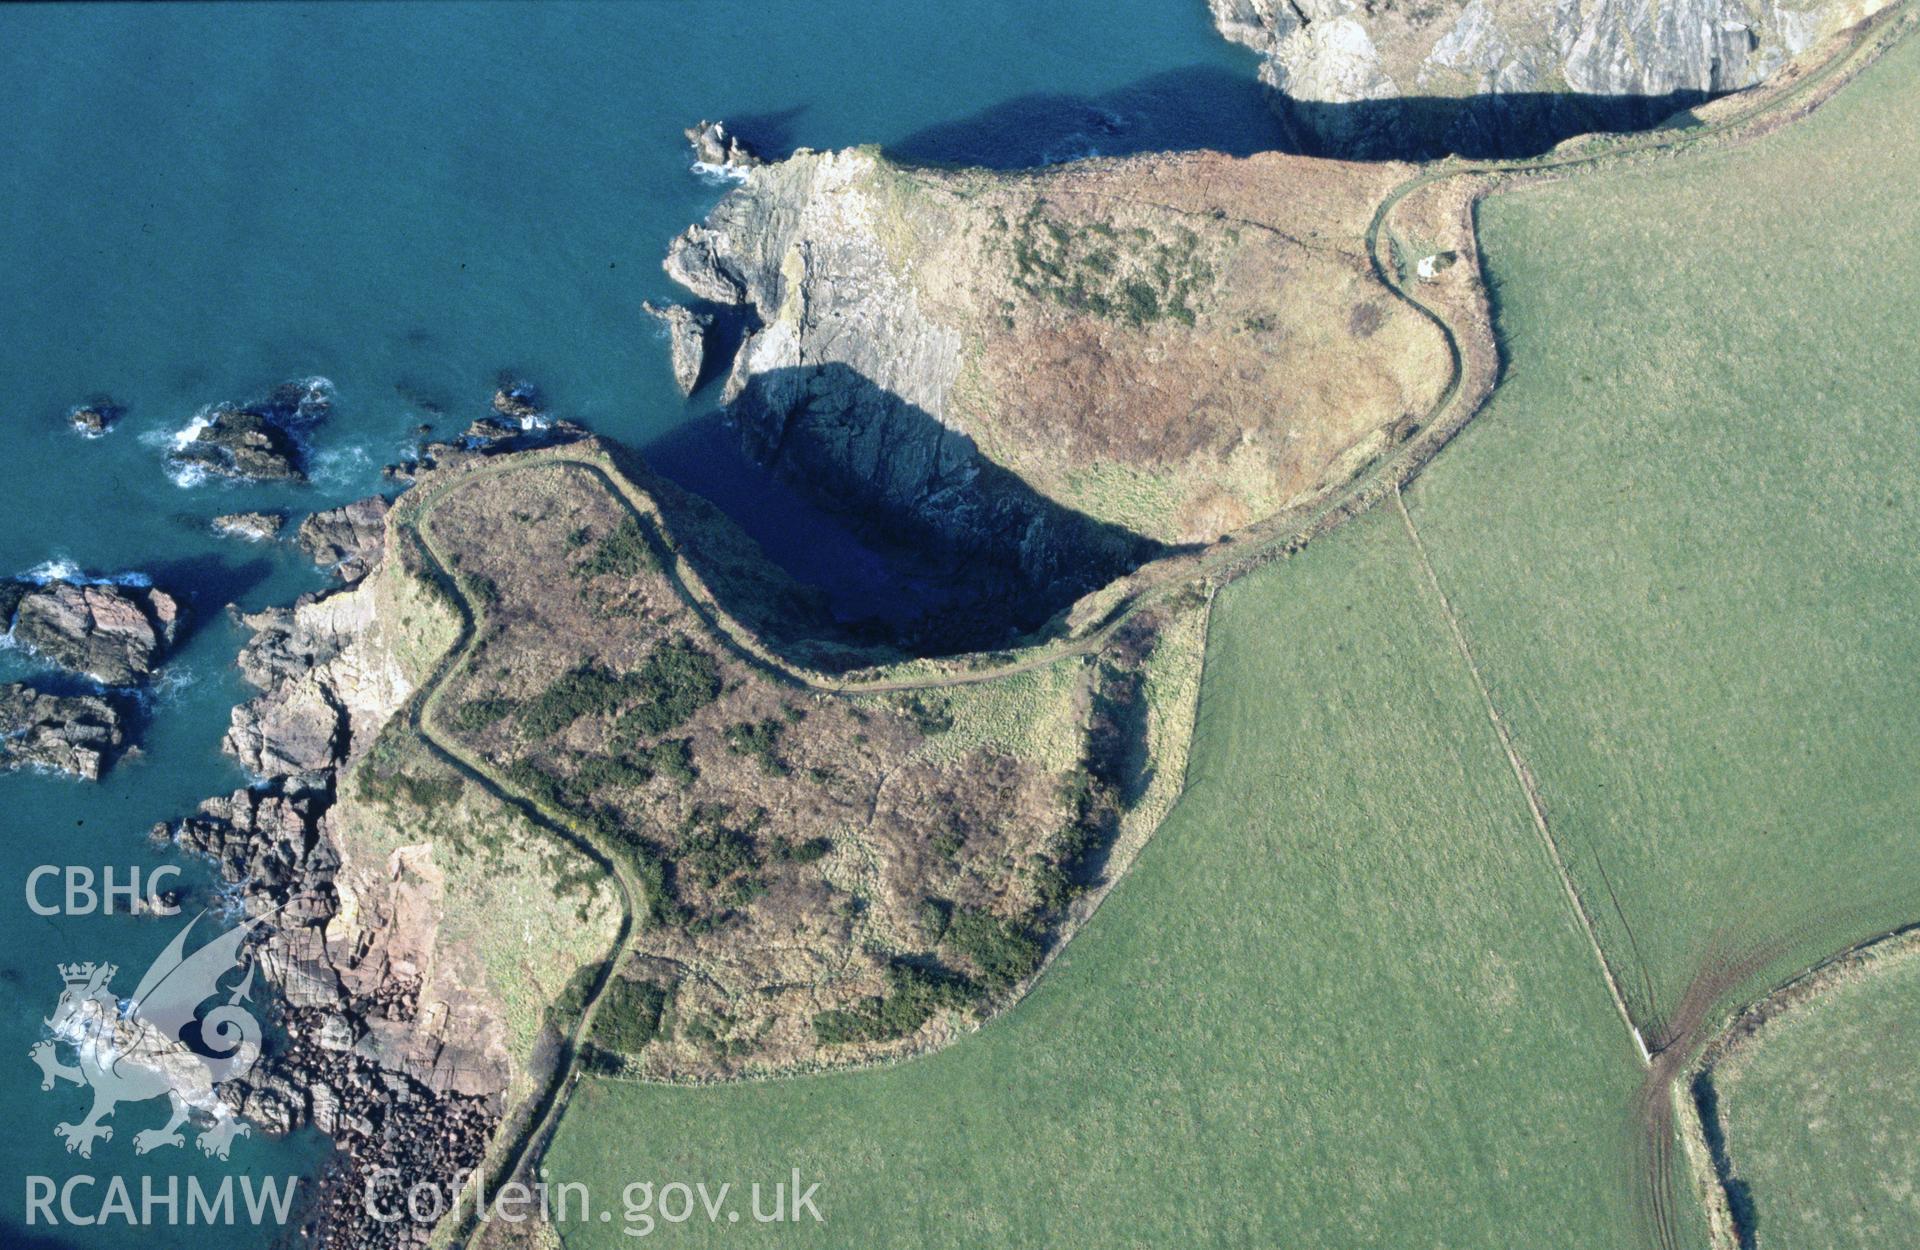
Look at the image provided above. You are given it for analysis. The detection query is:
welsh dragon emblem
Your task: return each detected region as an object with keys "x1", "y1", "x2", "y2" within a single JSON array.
[{"x1": 29, "y1": 910, "x2": 266, "y2": 1160}]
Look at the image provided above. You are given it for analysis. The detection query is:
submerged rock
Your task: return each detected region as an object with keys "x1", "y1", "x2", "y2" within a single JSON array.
[
  {"x1": 641, "y1": 300, "x2": 712, "y2": 394},
  {"x1": 297, "y1": 496, "x2": 392, "y2": 583},
  {"x1": 69, "y1": 398, "x2": 124, "y2": 438},
  {"x1": 686, "y1": 119, "x2": 763, "y2": 172},
  {"x1": 0, "y1": 684, "x2": 124, "y2": 780},
  {"x1": 213, "y1": 511, "x2": 287, "y2": 542},
  {"x1": 6, "y1": 579, "x2": 182, "y2": 686}
]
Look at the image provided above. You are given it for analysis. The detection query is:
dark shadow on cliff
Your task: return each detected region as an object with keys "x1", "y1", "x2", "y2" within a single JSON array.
[
  {"x1": 637, "y1": 364, "x2": 1167, "y2": 664},
  {"x1": 885, "y1": 61, "x2": 1719, "y2": 166},
  {"x1": 144, "y1": 554, "x2": 275, "y2": 650},
  {"x1": 1281, "y1": 88, "x2": 1717, "y2": 160}
]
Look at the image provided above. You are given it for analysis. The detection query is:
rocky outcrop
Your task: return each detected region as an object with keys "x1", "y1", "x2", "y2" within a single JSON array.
[
  {"x1": 69, "y1": 398, "x2": 123, "y2": 437},
  {"x1": 5, "y1": 578, "x2": 181, "y2": 685},
  {"x1": 642, "y1": 300, "x2": 711, "y2": 393},
  {"x1": 167, "y1": 378, "x2": 332, "y2": 484},
  {"x1": 1210, "y1": 0, "x2": 1890, "y2": 155},
  {"x1": 490, "y1": 377, "x2": 544, "y2": 424},
  {"x1": 298, "y1": 497, "x2": 392, "y2": 583},
  {"x1": 0, "y1": 685, "x2": 124, "y2": 779},
  {"x1": 170, "y1": 407, "x2": 306, "y2": 481},
  {"x1": 213, "y1": 511, "x2": 287, "y2": 542},
  {"x1": 686, "y1": 118, "x2": 763, "y2": 173}
]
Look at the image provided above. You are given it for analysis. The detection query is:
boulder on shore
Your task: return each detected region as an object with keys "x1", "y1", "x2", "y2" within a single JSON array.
[
  {"x1": 5, "y1": 579, "x2": 182, "y2": 686},
  {"x1": 641, "y1": 300, "x2": 712, "y2": 394},
  {"x1": 298, "y1": 497, "x2": 392, "y2": 583},
  {"x1": 0, "y1": 684, "x2": 124, "y2": 780},
  {"x1": 213, "y1": 511, "x2": 287, "y2": 542}
]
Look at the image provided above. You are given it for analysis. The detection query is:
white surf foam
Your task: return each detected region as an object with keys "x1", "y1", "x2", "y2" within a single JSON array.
[
  {"x1": 311, "y1": 442, "x2": 372, "y2": 487},
  {"x1": 17, "y1": 559, "x2": 152, "y2": 588},
  {"x1": 691, "y1": 160, "x2": 751, "y2": 184}
]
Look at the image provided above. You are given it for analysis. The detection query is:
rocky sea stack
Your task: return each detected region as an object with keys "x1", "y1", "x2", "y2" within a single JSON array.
[
  {"x1": 1, "y1": 577, "x2": 182, "y2": 686},
  {"x1": 167, "y1": 377, "x2": 332, "y2": 483},
  {"x1": 641, "y1": 299, "x2": 711, "y2": 394},
  {"x1": 686, "y1": 118, "x2": 763, "y2": 173},
  {"x1": 68, "y1": 397, "x2": 124, "y2": 437}
]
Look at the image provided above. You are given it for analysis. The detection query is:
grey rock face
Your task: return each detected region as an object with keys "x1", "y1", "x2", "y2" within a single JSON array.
[
  {"x1": 224, "y1": 573, "x2": 405, "y2": 779},
  {"x1": 5, "y1": 579, "x2": 182, "y2": 686},
  {"x1": 642, "y1": 300, "x2": 713, "y2": 394},
  {"x1": 0, "y1": 684, "x2": 124, "y2": 780},
  {"x1": 1210, "y1": 0, "x2": 1888, "y2": 155}
]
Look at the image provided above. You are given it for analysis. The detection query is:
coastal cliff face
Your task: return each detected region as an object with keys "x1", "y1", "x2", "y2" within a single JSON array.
[
  {"x1": 1209, "y1": 0, "x2": 1890, "y2": 154},
  {"x1": 667, "y1": 146, "x2": 1445, "y2": 598}
]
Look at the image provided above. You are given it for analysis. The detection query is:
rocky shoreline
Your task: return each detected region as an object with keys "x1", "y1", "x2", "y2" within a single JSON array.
[
  {"x1": 151, "y1": 494, "x2": 495, "y2": 1245},
  {"x1": 154, "y1": 418, "x2": 588, "y2": 1246}
]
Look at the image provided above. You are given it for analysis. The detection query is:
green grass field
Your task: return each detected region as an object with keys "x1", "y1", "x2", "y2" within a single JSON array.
[
  {"x1": 1403, "y1": 28, "x2": 1920, "y2": 1040},
  {"x1": 539, "y1": 506, "x2": 1651, "y2": 1249},
  {"x1": 1714, "y1": 945, "x2": 1920, "y2": 1249}
]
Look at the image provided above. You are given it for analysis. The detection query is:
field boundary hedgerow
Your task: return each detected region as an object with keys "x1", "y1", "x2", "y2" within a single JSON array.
[{"x1": 1682, "y1": 924, "x2": 1920, "y2": 1249}]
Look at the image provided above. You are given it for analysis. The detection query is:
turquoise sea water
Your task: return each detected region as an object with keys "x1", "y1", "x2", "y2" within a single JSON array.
[{"x1": 0, "y1": 3, "x2": 1272, "y2": 1244}]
